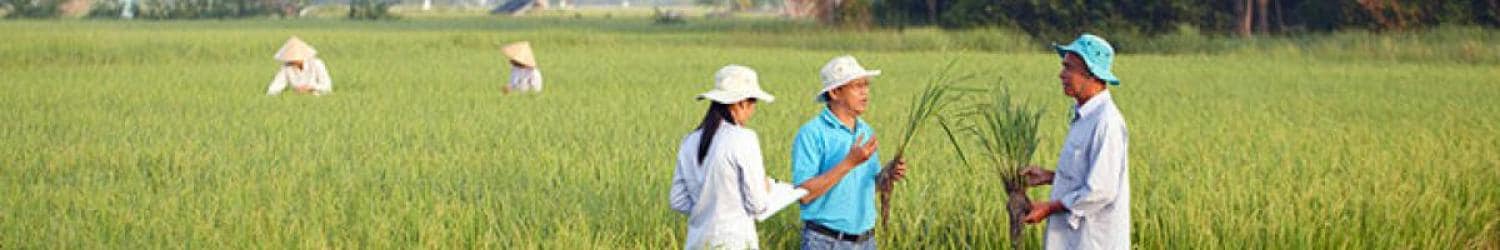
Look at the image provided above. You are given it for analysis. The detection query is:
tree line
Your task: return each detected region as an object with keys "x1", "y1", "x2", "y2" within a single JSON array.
[
  {"x1": 2, "y1": 0, "x2": 393, "y2": 19},
  {"x1": 859, "y1": 0, "x2": 1499, "y2": 39}
]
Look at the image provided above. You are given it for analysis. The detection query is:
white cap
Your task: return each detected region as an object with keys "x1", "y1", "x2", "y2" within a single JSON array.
[
  {"x1": 816, "y1": 55, "x2": 881, "y2": 102},
  {"x1": 274, "y1": 36, "x2": 316, "y2": 62},
  {"x1": 697, "y1": 65, "x2": 776, "y2": 104}
]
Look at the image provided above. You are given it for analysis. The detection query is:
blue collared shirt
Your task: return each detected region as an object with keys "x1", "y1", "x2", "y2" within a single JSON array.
[{"x1": 791, "y1": 107, "x2": 882, "y2": 234}]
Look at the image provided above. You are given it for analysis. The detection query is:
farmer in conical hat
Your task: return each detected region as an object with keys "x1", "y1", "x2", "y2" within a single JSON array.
[
  {"x1": 266, "y1": 36, "x2": 333, "y2": 96},
  {"x1": 790, "y1": 55, "x2": 907, "y2": 249},
  {"x1": 669, "y1": 65, "x2": 778, "y2": 250},
  {"x1": 502, "y1": 41, "x2": 543, "y2": 94},
  {"x1": 1020, "y1": 33, "x2": 1132, "y2": 249}
]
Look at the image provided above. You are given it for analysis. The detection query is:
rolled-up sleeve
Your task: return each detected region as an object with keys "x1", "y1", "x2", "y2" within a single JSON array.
[{"x1": 1060, "y1": 122, "x2": 1128, "y2": 228}]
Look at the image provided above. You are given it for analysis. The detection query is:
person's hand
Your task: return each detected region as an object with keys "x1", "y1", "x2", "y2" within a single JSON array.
[
  {"x1": 764, "y1": 178, "x2": 774, "y2": 193},
  {"x1": 888, "y1": 158, "x2": 907, "y2": 182},
  {"x1": 294, "y1": 84, "x2": 313, "y2": 93},
  {"x1": 1022, "y1": 201, "x2": 1061, "y2": 224},
  {"x1": 844, "y1": 136, "x2": 878, "y2": 164},
  {"x1": 1021, "y1": 165, "x2": 1054, "y2": 187}
]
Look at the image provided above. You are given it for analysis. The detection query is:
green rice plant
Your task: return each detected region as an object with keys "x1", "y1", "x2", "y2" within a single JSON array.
[
  {"x1": 2, "y1": 19, "x2": 1498, "y2": 249},
  {"x1": 945, "y1": 87, "x2": 1043, "y2": 249},
  {"x1": 877, "y1": 59, "x2": 980, "y2": 229}
]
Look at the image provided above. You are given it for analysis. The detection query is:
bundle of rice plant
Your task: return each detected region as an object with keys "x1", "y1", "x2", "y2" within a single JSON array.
[
  {"x1": 945, "y1": 87, "x2": 1043, "y2": 249},
  {"x1": 876, "y1": 60, "x2": 980, "y2": 229}
]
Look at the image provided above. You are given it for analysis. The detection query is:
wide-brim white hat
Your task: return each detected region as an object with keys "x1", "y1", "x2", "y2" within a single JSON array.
[
  {"x1": 698, "y1": 65, "x2": 776, "y2": 104},
  {"x1": 502, "y1": 41, "x2": 537, "y2": 67},
  {"x1": 816, "y1": 55, "x2": 880, "y2": 102},
  {"x1": 274, "y1": 36, "x2": 316, "y2": 62}
]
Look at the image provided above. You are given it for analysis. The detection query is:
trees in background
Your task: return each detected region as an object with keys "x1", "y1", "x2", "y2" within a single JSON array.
[
  {"x1": 870, "y1": 0, "x2": 1500, "y2": 40},
  {"x1": 2, "y1": 0, "x2": 64, "y2": 18},
  {"x1": 77, "y1": 0, "x2": 305, "y2": 19},
  {"x1": 6, "y1": 0, "x2": 1496, "y2": 33},
  {"x1": 3, "y1": 0, "x2": 401, "y2": 19},
  {"x1": 347, "y1": 0, "x2": 392, "y2": 19}
]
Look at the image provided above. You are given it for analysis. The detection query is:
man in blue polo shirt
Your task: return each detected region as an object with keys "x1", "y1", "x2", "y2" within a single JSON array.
[{"x1": 792, "y1": 55, "x2": 908, "y2": 250}]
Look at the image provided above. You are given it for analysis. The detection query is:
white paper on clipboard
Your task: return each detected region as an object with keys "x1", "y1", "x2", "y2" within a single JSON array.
[{"x1": 755, "y1": 181, "x2": 809, "y2": 221}]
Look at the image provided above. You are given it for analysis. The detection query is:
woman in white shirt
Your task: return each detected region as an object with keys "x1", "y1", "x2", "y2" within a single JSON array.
[
  {"x1": 502, "y1": 41, "x2": 543, "y2": 94},
  {"x1": 266, "y1": 36, "x2": 332, "y2": 96},
  {"x1": 669, "y1": 65, "x2": 777, "y2": 250}
]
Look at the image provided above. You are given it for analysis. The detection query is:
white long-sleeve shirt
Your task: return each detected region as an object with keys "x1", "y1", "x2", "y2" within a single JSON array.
[
  {"x1": 1045, "y1": 90, "x2": 1131, "y2": 250},
  {"x1": 671, "y1": 130, "x2": 708, "y2": 215},
  {"x1": 508, "y1": 66, "x2": 543, "y2": 92},
  {"x1": 267, "y1": 58, "x2": 332, "y2": 96},
  {"x1": 669, "y1": 122, "x2": 771, "y2": 250}
]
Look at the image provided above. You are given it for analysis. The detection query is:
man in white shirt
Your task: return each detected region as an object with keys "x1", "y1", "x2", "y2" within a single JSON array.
[
  {"x1": 1021, "y1": 34, "x2": 1131, "y2": 250},
  {"x1": 266, "y1": 36, "x2": 332, "y2": 96},
  {"x1": 502, "y1": 41, "x2": 543, "y2": 94}
]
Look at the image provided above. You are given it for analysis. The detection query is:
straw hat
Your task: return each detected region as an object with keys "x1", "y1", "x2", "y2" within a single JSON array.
[
  {"x1": 697, "y1": 65, "x2": 776, "y2": 104},
  {"x1": 816, "y1": 55, "x2": 881, "y2": 102},
  {"x1": 274, "y1": 36, "x2": 317, "y2": 62},
  {"x1": 502, "y1": 41, "x2": 537, "y2": 67}
]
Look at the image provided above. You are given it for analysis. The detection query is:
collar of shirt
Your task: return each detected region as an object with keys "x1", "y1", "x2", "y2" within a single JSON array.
[
  {"x1": 817, "y1": 107, "x2": 868, "y2": 135},
  {"x1": 719, "y1": 120, "x2": 747, "y2": 133},
  {"x1": 1073, "y1": 90, "x2": 1113, "y2": 123},
  {"x1": 795, "y1": 106, "x2": 880, "y2": 234}
]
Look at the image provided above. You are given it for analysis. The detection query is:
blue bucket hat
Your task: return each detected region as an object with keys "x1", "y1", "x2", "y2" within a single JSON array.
[{"x1": 1053, "y1": 33, "x2": 1120, "y2": 85}]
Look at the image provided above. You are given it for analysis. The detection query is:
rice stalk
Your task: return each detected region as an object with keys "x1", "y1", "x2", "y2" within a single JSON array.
[
  {"x1": 877, "y1": 59, "x2": 981, "y2": 229},
  {"x1": 947, "y1": 86, "x2": 1044, "y2": 249}
]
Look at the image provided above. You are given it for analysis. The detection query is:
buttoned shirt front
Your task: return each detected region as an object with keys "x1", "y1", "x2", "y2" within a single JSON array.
[
  {"x1": 791, "y1": 107, "x2": 882, "y2": 235},
  {"x1": 1045, "y1": 90, "x2": 1131, "y2": 250}
]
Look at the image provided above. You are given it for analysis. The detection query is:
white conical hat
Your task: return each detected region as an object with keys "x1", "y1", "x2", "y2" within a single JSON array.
[
  {"x1": 502, "y1": 41, "x2": 537, "y2": 67},
  {"x1": 274, "y1": 36, "x2": 316, "y2": 62}
]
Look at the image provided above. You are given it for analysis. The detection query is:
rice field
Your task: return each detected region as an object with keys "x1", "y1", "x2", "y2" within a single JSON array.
[{"x1": 1, "y1": 16, "x2": 1498, "y2": 249}]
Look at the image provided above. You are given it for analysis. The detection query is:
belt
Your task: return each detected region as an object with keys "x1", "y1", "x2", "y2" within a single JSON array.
[{"x1": 805, "y1": 221, "x2": 872, "y2": 242}]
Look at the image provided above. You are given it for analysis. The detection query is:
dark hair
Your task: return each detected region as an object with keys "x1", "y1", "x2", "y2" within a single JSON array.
[{"x1": 696, "y1": 103, "x2": 737, "y2": 164}]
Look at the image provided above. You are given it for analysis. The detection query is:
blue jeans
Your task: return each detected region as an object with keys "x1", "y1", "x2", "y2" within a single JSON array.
[{"x1": 800, "y1": 227, "x2": 876, "y2": 250}]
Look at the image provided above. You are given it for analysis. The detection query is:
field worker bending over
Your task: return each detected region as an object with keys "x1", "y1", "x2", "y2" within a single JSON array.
[
  {"x1": 502, "y1": 41, "x2": 543, "y2": 94},
  {"x1": 1020, "y1": 33, "x2": 1132, "y2": 250},
  {"x1": 266, "y1": 36, "x2": 332, "y2": 96},
  {"x1": 791, "y1": 55, "x2": 907, "y2": 250},
  {"x1": 669, "y1": 65, "x2": 779, "y2": 250}
]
